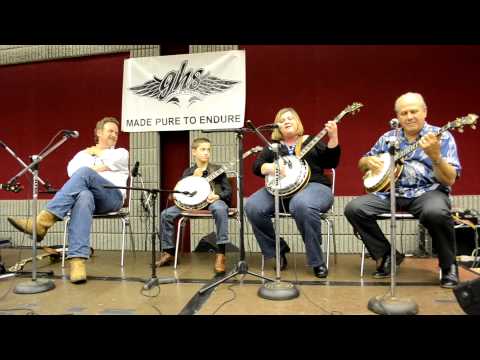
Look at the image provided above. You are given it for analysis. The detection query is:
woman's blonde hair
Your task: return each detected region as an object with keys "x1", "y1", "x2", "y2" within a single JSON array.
[{"x1": 271, "y1": 107, "x2": 304, "y2": 141}]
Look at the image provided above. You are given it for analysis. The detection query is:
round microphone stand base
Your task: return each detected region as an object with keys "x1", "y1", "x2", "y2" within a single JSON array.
[
  {"x1": 368, "y1": 295, "x2": 418, "y2": 315},
  {"x1": 14, "y1": 278, "x2": 55, "y2": 294},
  {"x1": 258, "y1": 280, "x2": 300, "y2": 301}
]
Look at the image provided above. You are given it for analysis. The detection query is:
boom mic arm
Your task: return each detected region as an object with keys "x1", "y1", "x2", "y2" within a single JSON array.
[{"x1": 63, "y1": 130, "x2": 79, "y2": 138}]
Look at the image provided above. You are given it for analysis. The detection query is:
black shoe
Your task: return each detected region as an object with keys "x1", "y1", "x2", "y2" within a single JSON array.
[
  {"x1": 273, "y1": 253, "x2": 288, "y2": 271},
  {"x1": 440, "y1": 264, "x2": 459, "y2": 289},
  {"x1": 273, "y1": 238, "x2": 290, "y2": 271},
  {"x1": 280, "y1": 238, "x2": 291, "y2": 255},
  {"x1": 373, "y1": 251, "x2": 405, "y2": 278},
  {"x1": 313, "y1": 264, "x2": 328, "y2": 278},
  {"x1": 280, "y1": 252, "x2": 288, "y2": 271}
]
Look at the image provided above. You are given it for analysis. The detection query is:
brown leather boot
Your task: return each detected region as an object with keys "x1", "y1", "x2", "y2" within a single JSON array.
[
  {"x1": 155, "y1": 252, "x2": 174, "y2": 267},
  {"x1": 7, "y1": 210, "x2": 59, "y2": 241},
  {"x1": 214, "y1": 254, "x2": 226, "y2": 274},
  {"x1": 69, "y1": 258, "x2": 87, "y2": 284}
]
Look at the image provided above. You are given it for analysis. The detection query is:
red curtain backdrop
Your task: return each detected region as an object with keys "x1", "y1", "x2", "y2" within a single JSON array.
[
  {"x1": 240, "y1": 45, "x2": 480, "y2": 196},
  {"x1": 0, "y1": 53, "x2": 130, "y2": 200}
]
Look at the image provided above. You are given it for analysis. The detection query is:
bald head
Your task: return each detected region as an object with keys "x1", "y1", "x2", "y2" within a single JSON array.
[
  {"x1": 394, "y1": 92, "x2": 427, "y2": 114},
  {"x1": 394, "y1": 92, "x2": 428, "y2": 137}
]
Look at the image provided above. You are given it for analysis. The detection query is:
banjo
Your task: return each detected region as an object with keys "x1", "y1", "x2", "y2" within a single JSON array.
[
  {"x1": 173, "y1": 146, "x2": 263, "y2": 211},
  {"x1": 265, "y1": 102, "x2": 363, "y2": 197},
  {"x1": 8, "y1": 246, "x2": 65, "y2": 273},
  {"x1": 363, "y1": 113, "x2": 478, "y2": 193},
  {"x1": 7, "y1": 245, "x2": 94, "y2": 273}
]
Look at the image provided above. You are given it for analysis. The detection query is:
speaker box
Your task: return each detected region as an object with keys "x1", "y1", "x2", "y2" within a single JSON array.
[
  {"x1": 455, "y1": 227, "x2": 479, "y2": 256},
  {"x1": 453, "y1": 278, "x2": 480, "y2": 315}
]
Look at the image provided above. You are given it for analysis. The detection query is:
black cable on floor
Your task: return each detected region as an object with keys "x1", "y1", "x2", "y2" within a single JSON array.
[
  {"x1": 140, "y1": 285, "x2": 161, "y2": 298},
  {"x1": 210, "y1": 282, "x2": 238, "y2": 315},
  {"x1": 0, "y1": 226, "x2": 29, "y2": 302},
  {"x1": 150, "y1": 303, "x2": 163, "y2": 315},
  {"x1": 292, "y1": 250, "x2": 342, "y2": 315},
  {"x1": 0, "y1": 307, "x2": 38, "y2": 315},
  {"x1": 280, "y1": 197, "x2": 343, "y2": 315}
]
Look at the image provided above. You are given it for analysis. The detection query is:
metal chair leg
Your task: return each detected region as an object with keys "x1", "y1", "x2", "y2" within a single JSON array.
[
  {"x1": 331, "y1": 221, "x2": 337, "y2": 264},
  {"x1": 321, "y1": 216, "x2": 336, "y2": 269},
  {"x1": 144, "y1": 227, "x2": 148, "y2": 252},
  {"x1": 127, "y1": 220, "x2": 135, "y2": 256},
  {"x1": 174, "y1": 217, "x2": 187, "y2": 269},
  {"x1": 62, "y1": 217, "x2": 70, "y2": 268},
  {"x1": 361, "y1": 244, "x2": 365, "y2": 277},
  {"x1": 399, "y1": 220, "x2": 404, "y2": 254},
  {"x1": 326, "y1": 219, "x2": 331, "y2": 270},
  {"x1": 179, "y1": 218, "x2": 188, "y2": 263},
  {"x1": 121, "y1": 219, "x2": 126, "y2": 267}
]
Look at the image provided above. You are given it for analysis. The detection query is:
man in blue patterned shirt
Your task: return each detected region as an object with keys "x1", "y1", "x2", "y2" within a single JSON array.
[{"x1": 344, "y1": 92, "x2": 461, "y2": 288}]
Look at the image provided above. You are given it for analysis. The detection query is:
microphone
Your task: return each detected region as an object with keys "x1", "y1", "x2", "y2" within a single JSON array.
[
  {"x1": 0, "y1": 182, "x2": 22, "y2": 193},
  {"x1": 131, "y1": 161, "x2": 140, "y2": 177},
  {"x1": 63, "y1": 130, "x2": 80, "y2": 138},
  {"x1": 389, "y1": 118, "x2": 400, "y2": 129},
  {"x1": 387, "y1": 118, "x2": 401, "y2": 151},
  {"x1": 177, "y1": 190, "x2": 197, "y2": 196},
  {"x1": 259, "y1": 123, "x2": 280, "y2": 130}
]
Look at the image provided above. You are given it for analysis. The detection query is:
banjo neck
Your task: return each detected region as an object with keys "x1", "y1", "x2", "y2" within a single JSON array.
[
  {"x1": 297, "y1": 106, "x2": 359, "y2": 160},
  {"x1": 204, "y1": 164, "x2": 229, "y2": 183},
  {"x1": 203, "y1": 145, "x2": 264, "y2": 182},
  {"x1": 394, "y1": 124, "x2": 451, "y2": 162},
  {"x1": 297, "y1": 132, "x2": 327, "y2": 160}
]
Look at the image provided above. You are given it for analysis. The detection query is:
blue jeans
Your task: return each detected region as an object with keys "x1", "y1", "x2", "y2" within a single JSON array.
[
  {"x1": 45, "y1": 167, "x2": 124, "y2": 259},
  {"x1": 160, "y1": 200, "x2": 230, "y2": 250},
  {"x1": 245, "y1": 182, "x2": 333, "y2": 267}
]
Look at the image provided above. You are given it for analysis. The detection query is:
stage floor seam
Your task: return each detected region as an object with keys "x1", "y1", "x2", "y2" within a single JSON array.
[{"x1": 12, "y1": 273, "x2": 444, "y2": 287}]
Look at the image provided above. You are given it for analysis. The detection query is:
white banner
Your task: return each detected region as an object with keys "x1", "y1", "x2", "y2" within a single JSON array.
[{"x1": 121, "y1": 50, "x2": 245, "y2": 132}]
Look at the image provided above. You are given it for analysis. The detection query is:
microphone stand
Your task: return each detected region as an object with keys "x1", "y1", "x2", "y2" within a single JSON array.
[
  {"x1": 368, "y1": 122, "x2": 418, "y2": 315},
  {"x1": 8, "y1": 134, "x2": 76, "y2": 294},
  {"x1": 136, "y1": 171, "x2": 161, "y2": 251},
  {"x1": 0, "y1": 140, "x2": 54, "y2": 192},
  {"x1": 197, "y1": 127, "x2": 273, "y2": 295},
  {"x1": 104, "y1": 185, "x2": 177, "y2": 290},
  {"x1": 246, "y1": 121, "x2": 299, "y2": 300}
]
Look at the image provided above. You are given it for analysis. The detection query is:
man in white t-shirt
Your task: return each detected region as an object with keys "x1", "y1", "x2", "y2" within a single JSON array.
[{"x1": 8, "y1": 117, "x2": 129, "y2": 284}]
